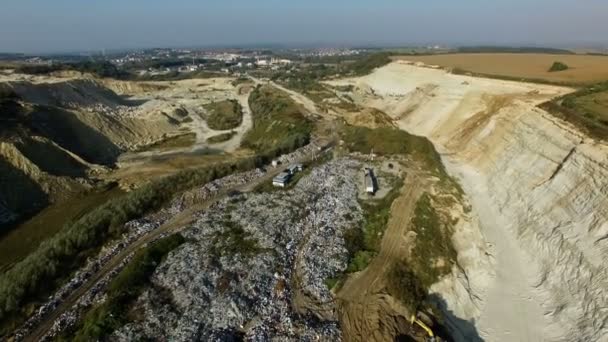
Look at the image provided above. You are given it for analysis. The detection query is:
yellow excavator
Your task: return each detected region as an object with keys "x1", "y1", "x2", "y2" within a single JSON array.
[{"x1": 410, "y1": 312, "x2": 436, "y2": 342}]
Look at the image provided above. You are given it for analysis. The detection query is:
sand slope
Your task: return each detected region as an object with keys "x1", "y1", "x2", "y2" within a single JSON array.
[{"x1": 331, "y1": 62, "x2": 608, "y2": 341}]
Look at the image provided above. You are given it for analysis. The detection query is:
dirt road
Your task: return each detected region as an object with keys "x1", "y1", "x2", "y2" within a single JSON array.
[
  {"x1": 337, "y1": 172, "x2": 426, "y2": 341},
  {"x1": 248, "y1": 76, "x2": 319, "y2": 114}
]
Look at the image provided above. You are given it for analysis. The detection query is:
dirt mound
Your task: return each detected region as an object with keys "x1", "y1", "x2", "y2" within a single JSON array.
[
  {"x1": 343, "y1": 107, "x2": 395, "y2": 129},
  {"x1": 1, "y1": 79, "x2": 128, "y2": 109},
  {"x1": 101, "y1": 80, "x2": 168, "y2": 96}
]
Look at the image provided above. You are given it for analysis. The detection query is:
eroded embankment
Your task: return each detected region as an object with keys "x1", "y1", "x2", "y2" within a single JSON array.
[{"x1": 334, "y1": 62, "x2": 608, "y2": 341}]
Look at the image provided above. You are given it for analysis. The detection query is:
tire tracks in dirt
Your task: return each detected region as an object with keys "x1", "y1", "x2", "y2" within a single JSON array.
[{"x1": 337, "y1": 171, "x2": 427, "y2": 342}]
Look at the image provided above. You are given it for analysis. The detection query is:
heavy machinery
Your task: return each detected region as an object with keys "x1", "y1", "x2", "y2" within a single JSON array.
[{"x1": 410, "y1": 312, "x2": 437, "y2": 342}]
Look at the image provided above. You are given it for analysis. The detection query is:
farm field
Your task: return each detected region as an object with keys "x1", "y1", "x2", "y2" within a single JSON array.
[{"x1": 395, "y1": 53, "x2": 608, "y2": 85}]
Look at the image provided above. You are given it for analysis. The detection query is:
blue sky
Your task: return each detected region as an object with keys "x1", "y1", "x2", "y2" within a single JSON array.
[{"x1": 1, "y1": 0, "x2": 607, "y2": 53}]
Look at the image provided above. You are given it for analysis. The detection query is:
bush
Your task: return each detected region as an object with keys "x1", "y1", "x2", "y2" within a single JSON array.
[
  {"x1": 210, "y1": 221, "x2": 262, "y2": 257},
  {"x1": 204, "y1": 100, "x2": 243, "y2": 130},
  {"x1": 409, "y1": 193, "x2": 457, "y2": 288},
  {"x1": 346, "y1": 52, "x2": 392, "y2": 76},
  {"x1": 15, "y1": 61, "x2": 130, "y2": 79},
  {"x1": 66, "y1": 234, "x2": 185, "y2": 341},
  {"x1": 387, "y1": 262, "x2": 426, "y2": 313},
  {"x1": 548, "y1": 61, "x2": 569, "y2": 72}
]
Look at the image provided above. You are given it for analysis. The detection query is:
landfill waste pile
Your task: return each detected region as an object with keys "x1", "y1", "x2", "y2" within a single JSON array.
[{"x1": 113, "y1": 158, "x2": 364, "y2": 340}]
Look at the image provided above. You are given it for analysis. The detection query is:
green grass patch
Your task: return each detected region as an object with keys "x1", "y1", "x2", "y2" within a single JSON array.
[
  {"x1": 242, "y1": 85, "x2": 312, "y2": 154},
  {"x1": 409, "y1": 193, "x2": 457, "y2": 288},
  {"x1": 211, "y1": 220, "x2": 262, "y2": 258},
  {"x1": 345, "y1": 52, "x2": 392, "y2": 76},
  {"x1": 541, "y1": 81, "x2": 608, "y2": 140},
  {"x1": 137, "y1": 133, "x2": 196, "y2": 152},
  {"x1": 324, "y1": 277, "x2": 340, "y2": 291},
  {"x1": 204, "y1": 99, "x2": 243, "y2": 130},
  {"x1": 340, "y1": 124, "x2": 464, "y2": 199},
  {"x1": 343, "y1": 177, "x2": 403, "y2": 273},
  {"x1": 340, "y1": 125, "x2": 446, "y2": 176},
  {"x1": 0, "y1": 185, "x2": 124, "y2": 274},
  {"x1": 206, "y1": 131, "x2": 236, "y2": 144},
  {"x1": 61, "y1": 234, "x2": 185, "y2": 341},
  {"x1": 386, "y1": 262, "x2": 427, "y2": 313}
]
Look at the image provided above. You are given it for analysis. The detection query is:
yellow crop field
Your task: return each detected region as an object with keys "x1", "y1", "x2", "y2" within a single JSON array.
[{"x1": 395, "y1": 53, "x2": 608, "y2": 85}]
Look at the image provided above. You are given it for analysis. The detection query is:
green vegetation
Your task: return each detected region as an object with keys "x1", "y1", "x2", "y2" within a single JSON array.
[
  {"x1": 0, "y1": 162, "x2": 244, "y2": 332},
  {"x1": 386, "y1": 263, "x2": 427, "y2": 313},
  {"x1": 63, "y1": 234, "x2": 185, "y2": 341},
  {"x1": 242, "y1": 85, "x2": 312, "y2": 154},
  {"x1": 340, "y1": 125, "x2": 447, "y2": 177},
  {"x1": 409, "y1": 193, "x2": 457, "y2": 288},
  {"x1": 134, "y1": 70, "x2": 226, "y2": 81},
  {"x1": 231, "y1": 77, "x2": 253, "y2": 87},
  {"x1": 206, "y1": 131, "x2": 236, "y2": 144},
  {"x1": 204, "y1": 100, "x2": 243, "y2": 130},
  {"x1": 210, "y1": 220, "x2": 263, "y2": 258},
  {"x1": 541, "y1": 81, "x2": 608, "y2": 140},
  {"x1": 384, "y1": 193, "x2": 458, "y2": 314},
  {"x1": 0, "y1": 118, "x2": 314, "y2": 333},
  {"x1": 15, "y1": 61, "x2": 129, "y2": 79},
  {"x1": 137, "y1": 133, "x2": 196, "y2": 152},
  {"x1": 273, "y1": 68, "x2": 335, "y2": 104},
  {"x1": 346, "y1": 52, "x2": 392, "y2": 76},
  {"x1": 343, "y1": 178, "x2": 403, "y2": 273},
  {"x1": 549, "y1": 61, "x2": 569, "y2": 72},
  {"x1": 0, "y1": 185, "x2": 124, "y2": 274},
  {"x1": 324, "y1": 277, "x2": 340, "y2": 291}
]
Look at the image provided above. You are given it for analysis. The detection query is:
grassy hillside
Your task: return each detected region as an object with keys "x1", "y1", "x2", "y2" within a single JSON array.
[
  {"x1": 242, "y1": 85, "x2": 312, "y2": 154},
  {"x1": 340, "y1": 125, "x2": 447, "y2": 177},
  {"x1": 204, "y1": 99, "x2": 243, "y2": 130},
  {"x1": 541, "y1": 81, "x2": 608, "y2": 140}
]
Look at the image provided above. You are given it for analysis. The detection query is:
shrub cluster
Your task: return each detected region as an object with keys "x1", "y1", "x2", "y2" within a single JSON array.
[
  {"x1": 64, "y1": 234, "x2": 185, "y2": 341},
  {"x1": 548, "y1": 61, "x2": 569, "y2": 72}
]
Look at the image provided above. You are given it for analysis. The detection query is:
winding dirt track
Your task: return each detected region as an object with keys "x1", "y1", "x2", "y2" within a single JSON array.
[{"x1": 337, "y1": 172, "x2": 426, "y2": 342}]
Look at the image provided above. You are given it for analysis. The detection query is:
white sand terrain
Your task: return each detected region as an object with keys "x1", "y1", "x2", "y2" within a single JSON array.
[{"x1": 330, "y1": 62, "x2": 608, "y2": 341}]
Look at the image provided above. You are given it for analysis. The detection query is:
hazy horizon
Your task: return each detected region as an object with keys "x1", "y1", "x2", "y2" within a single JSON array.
[{"x1": 2, "y1": 0, "x2": 607, "y2": 54}]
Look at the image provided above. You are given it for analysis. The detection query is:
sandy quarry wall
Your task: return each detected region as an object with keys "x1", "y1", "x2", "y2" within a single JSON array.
[{"x1": 341, "y1": 62, "x2": 608, "y2": 341}]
